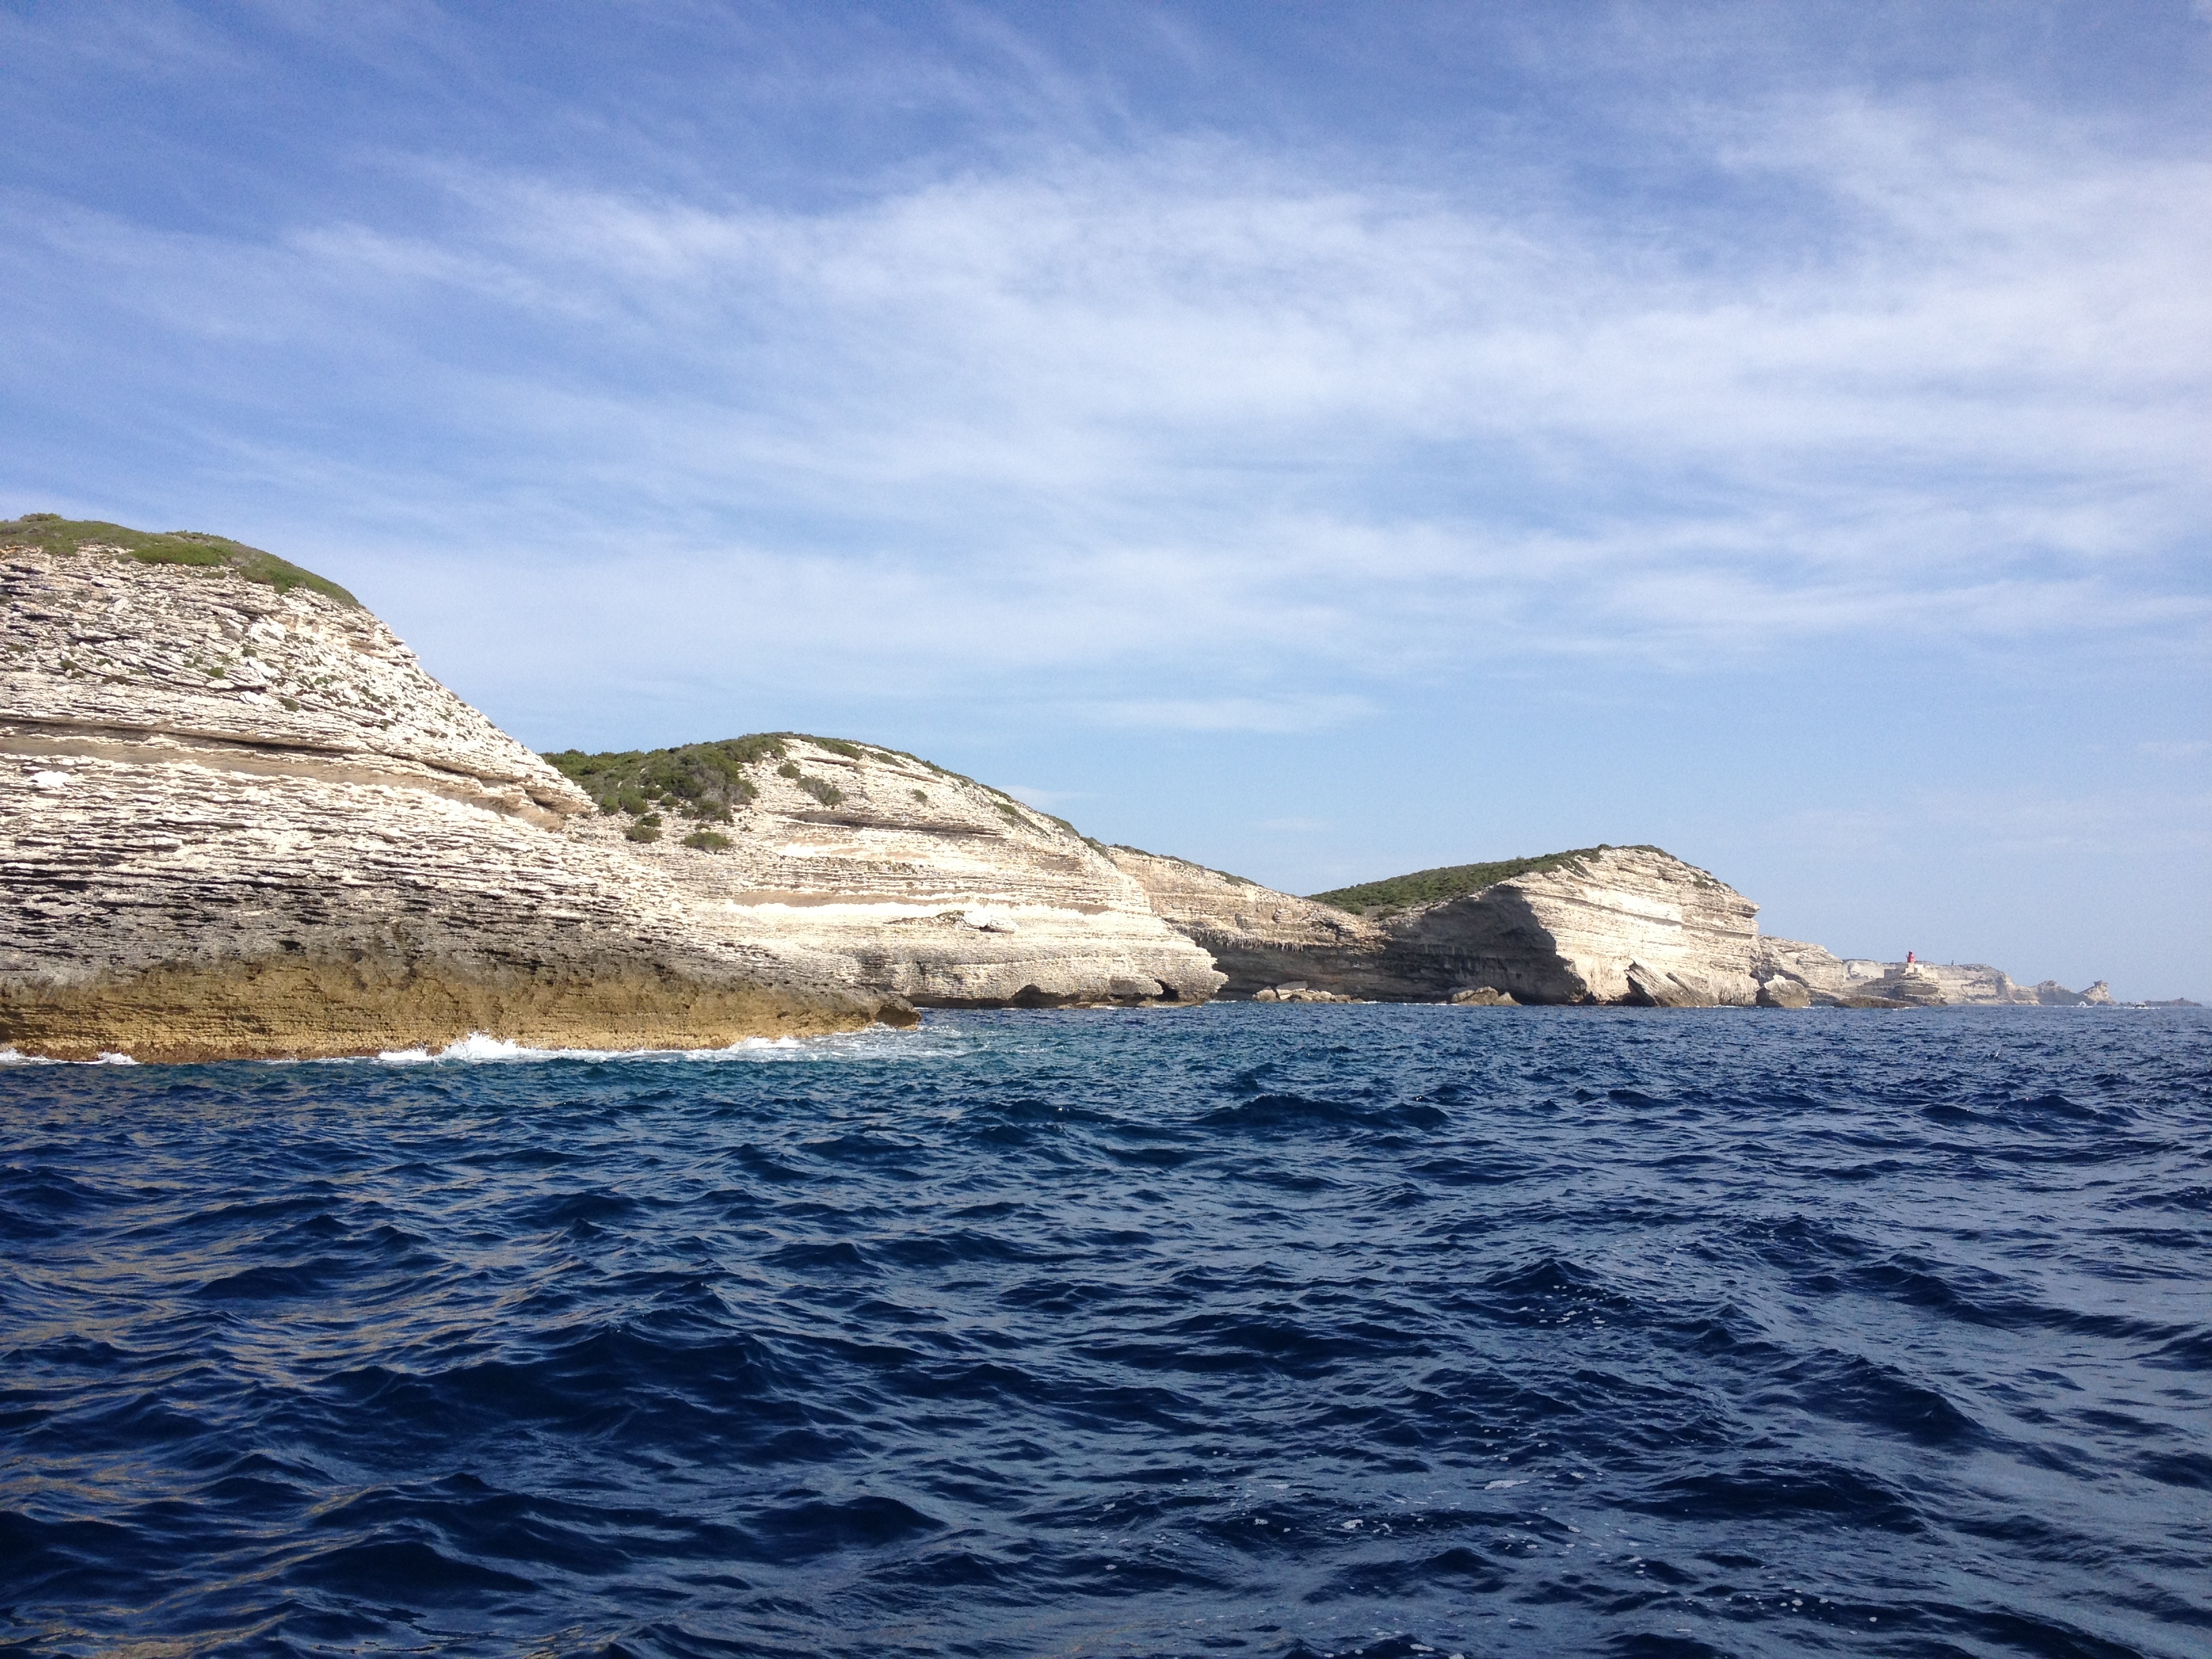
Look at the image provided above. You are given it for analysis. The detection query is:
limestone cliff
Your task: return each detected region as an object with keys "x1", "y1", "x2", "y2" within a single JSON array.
[
  {"x1": 1110, "y1": 843, "x2": 1762, "y2": 1006},
  {"x1": 546, "y1": 739, "x2": 1225, "y2": 1009},
  {"x1": 1, "y1": 521, "x2": 896, "y2": 1059},
  {"x1": 1752, "y1": 938, "x2": 2114, "y2": 1008}
]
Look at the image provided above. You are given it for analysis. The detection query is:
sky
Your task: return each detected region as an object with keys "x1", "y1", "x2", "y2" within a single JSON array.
[{"x1": 3, "y1": 1, "x2": 2208, "y2": 998}]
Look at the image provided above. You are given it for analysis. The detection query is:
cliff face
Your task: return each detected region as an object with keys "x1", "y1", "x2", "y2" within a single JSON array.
[
  {"x1": 1753, "y1": 939, "x2": 2114, "y2": 1008},
  {"x1": 1, "y1": 523, "x2": 1221, "y2": 1059},
  {"x1": 1, "y1": 530, "x2": 895, "y2": 1059},
  {"x1": 552, "y1": 741, "x2": 1225, "y2": 1009},
  {"x1": 1111, "y1": 844, "x2": 1762, "y2": 1006},
  {"x1": 1103, "y1": 846, "x2": 1389, "y2": 996}
]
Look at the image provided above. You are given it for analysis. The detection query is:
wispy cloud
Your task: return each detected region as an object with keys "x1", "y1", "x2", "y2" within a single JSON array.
[{"x1": 2, "y1": 25, "x2": 2207, "y2": 734}]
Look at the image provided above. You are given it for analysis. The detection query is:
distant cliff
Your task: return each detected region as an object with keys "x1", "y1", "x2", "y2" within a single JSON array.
[
  {"x1": 1753, "y1": 938, "x2": 2116, "y2": 1008},
  {"x1": 1111, "y1": 843, "x2": 1763, "y2": 1006}
]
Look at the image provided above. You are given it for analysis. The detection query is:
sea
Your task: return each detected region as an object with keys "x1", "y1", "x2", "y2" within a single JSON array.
[{"x1": 3, "y1": 1004, "x2": 2207, "y2": 1659}]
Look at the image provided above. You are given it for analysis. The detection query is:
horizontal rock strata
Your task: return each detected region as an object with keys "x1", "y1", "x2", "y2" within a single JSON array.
[
  {"x1": 1, "y1": 531, "x2": 895, "y2": 1059},
  {"x1": 555, "y1": 739, "x2": 1225, "y2": 1009},
  {"x1": 1753, "y1": 938, "x2": 2114, "y2": 1008},
  {"x1": 1111, "y1": 843, "x2": 1761, "y2": 1006}
]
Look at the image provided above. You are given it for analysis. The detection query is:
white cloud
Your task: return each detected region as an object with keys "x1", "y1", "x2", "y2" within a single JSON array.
[{"x1": 4, "y1": 79, "x2": 2207, "y2": 712}]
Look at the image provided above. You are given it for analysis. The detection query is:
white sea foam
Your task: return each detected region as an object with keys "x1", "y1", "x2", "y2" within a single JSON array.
[
  {"x1": 354, "y1": 1023, "x2": 960, "y2": 1067},
  {"x1": 0, "y1": 1046, "x2": 136, "y2": 1065}
]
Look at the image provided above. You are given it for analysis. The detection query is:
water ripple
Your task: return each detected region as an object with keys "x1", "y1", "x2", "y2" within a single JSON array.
[{"x1": 2, "y1": 1005, "x2": 2207, "y2": 1656}]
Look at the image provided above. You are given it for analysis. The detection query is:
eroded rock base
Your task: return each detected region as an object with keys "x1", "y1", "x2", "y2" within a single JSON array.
[{"x1": 0, "y1": 959, "x2": 895, "y2": 1063}]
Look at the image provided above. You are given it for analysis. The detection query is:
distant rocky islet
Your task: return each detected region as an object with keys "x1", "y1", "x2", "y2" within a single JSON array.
[{"x1": 0, "y1": 518, "x2": 2142, "y2": 1061}]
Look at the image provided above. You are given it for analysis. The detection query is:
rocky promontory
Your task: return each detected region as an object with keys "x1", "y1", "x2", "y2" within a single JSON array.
[
  {"x1": 1752, "y1": 937, "x2": 2116, "y2": 1009},
  {"x1": 0, "y1": 520, "x2": 899, "y2": 1059},
  {"x1": 1111, "y1": 843, "x2": 1762, "y2": 1006},
  {"x1": 1, "y1": 518, "x2": 1217, "y2": 1060}
]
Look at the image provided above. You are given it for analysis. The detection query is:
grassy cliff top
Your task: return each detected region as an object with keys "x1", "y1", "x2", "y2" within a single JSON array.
[
  {"x1": 544, "y1": 733, "x2": 969, "y2": 821},
  {"x1": 1309, "y1": 846, "x2": 1658, "y2": 914},
  {"x1": 544, "y1": 733, "x2": 1080, "y2": 840},
  {"x1": 0, "y1": 514, "x2": 359, "y2": 607},
  {"x1": 545, "y1": 734, "x2": 802, "y2": 822}
]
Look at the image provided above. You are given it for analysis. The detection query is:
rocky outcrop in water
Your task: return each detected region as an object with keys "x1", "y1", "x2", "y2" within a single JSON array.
[
  {"x1": 1111, "y1": 843, "x2": 1761, "y2": 1006},
  {"x1": 3, "y1": 515, "x2": 2127, "y2": 1053},
  {"x1": 1, "y1": 520, "x2": 1219, "y2": 1059},
  {"x1": 0, "y1": 524, "x2": 907, "y2": 1059},
  {"x1": 1752, "y1": 939, "x2": 2114, "y2": 1008}
]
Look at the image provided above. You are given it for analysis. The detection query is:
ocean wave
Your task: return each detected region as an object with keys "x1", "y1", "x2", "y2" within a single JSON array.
[
  {"x1": 361, "y1": 1023, "x2": 945, "y2": 1065},
  {"x1": 2, "y1": 1004, "x2": 2206, "y2": 1656}
]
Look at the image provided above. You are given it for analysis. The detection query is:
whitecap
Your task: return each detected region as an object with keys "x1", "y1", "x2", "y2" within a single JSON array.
[
  {"x1": 345, "y1": 1022, "x2": 964, "y2": 1067},
  {"x1": 0, "y1": 1046, "x2": 134, "y2": 1066}
]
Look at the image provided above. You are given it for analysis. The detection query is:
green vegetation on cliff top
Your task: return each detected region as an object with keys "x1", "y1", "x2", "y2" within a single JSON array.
[
  {"x1": 544, "y1": 733, "x2": 941, "y2": 823},
  {"x1": 1, "y1": 514, "x2": 359, "y2": 607},
  {"x1": 1309, "y1": 846, "x2": 1657, "y2": 914},
  {"x1": 545, "y1": 735, "x2": 790, "y2": 823},
  {"x1": 544, "y1": 733, "x2": 1074, "y2": 838}
]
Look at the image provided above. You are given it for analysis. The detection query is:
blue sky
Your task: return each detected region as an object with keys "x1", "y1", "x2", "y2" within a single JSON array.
[{"x1": 5, "y1": 1, "x2": 2208, "y2": 998}]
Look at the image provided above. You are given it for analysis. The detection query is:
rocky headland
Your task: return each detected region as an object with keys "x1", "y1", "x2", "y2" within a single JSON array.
[
  {"x1": 1, "y1": 518, "x2": 1218, "y2": 1059},
  {"x1": 1750, "y1": 937, "x2": 2117, "y2": 1010},
  {"x1": 1110, "y1": 843, "x2": 1763, "y2": 1006},
  {"x1": 0, "y1": 520, "x2": 899, "y2": 1059},
  {"x1": 2, "y1": 516, "x2": 2135, "y2": 1059}
]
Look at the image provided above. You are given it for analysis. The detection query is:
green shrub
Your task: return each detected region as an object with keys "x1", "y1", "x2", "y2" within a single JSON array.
[
  {"x1": 1307, "y1": 846, "x2": 1652, "y2": 914},
  {"x1": 797, "y1": 776, "x2": 844, "y2": 806},
  {"x1": 0, "y1": 515, "x2": 359, "y2": 605},
  {"x1": 626, "y1": 822, "x2": 661, "y2": 842},
  {"x1": 911, "y1": 789, "x2": 928, "y2": 802},
  {"x1": 638, "y1": 813, "x2": 662, "y2": 827},
  {"x1": 682, "y1": 830, "x2": 732, "y2": 852},
  {"x1": 617, "y1": 791, "x2": 648, "y2": 815},
  {"x1": 777, "y1": 761, "x2": 801, "y2": 779}
]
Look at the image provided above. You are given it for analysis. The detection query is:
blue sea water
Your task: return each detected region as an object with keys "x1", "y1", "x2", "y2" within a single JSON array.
[{"x1": 2, "y1": 1005, "x2": 2209, "y2": 1659}]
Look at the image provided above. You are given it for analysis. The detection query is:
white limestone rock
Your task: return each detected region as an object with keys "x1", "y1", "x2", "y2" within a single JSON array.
[
  {"x1": 0, "y1": 533, "x2": 895, "y2": 1057},
  {"x1": 587, "y1": 739, "x2": 1225, "y2": 1008},
  {"x1": 1752, "y1": 938, "x2": 2110, "y2": 1008},
  {"x1": 1111, "y1": 843, "x2": 1761, "y2": 1006}
]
